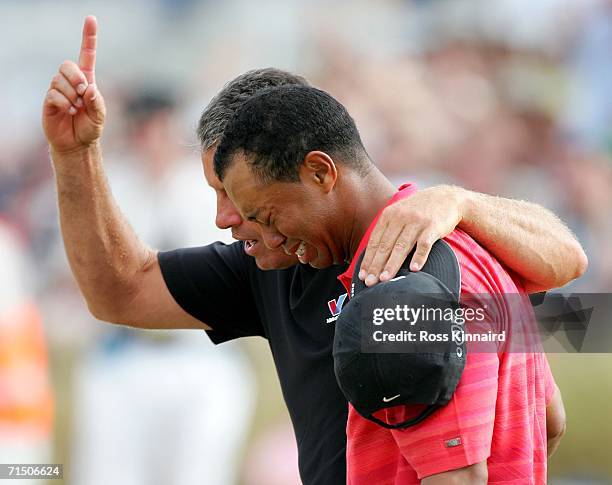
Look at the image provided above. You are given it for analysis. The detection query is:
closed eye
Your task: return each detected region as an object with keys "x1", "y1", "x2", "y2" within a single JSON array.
[{"x1": 248, "y1": 215, "x2": 270, "y2": 226}]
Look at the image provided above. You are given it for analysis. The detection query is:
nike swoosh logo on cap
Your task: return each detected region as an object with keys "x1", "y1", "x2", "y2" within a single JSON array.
[{"x1": 382, "y1": 394, "x2": 400, "y2": 403}]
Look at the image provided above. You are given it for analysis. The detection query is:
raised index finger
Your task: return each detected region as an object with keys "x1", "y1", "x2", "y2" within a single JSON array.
[{"x1": 78, "y1": 15, "x2": 97, "y2": 84}]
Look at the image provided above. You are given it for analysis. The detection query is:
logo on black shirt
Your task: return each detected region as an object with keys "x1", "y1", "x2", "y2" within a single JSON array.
[{"x1": 327, "y1": 293, "x2": 347, "y2": 324}]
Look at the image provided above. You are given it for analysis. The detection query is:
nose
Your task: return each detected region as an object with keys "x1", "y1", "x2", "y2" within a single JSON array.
[
  {"x1": 261, "y1": 226, "x2": 286, "y2": 250},
  {"x1": 215, "y1": 193, "x2": 243, "y2": 230}
]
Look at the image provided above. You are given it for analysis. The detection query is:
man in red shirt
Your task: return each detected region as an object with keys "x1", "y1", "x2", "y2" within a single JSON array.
[
  {"x1": 337, "y1": 184, "x2": 560, "y2": 484},
  {"x1": 215, "y1": 85, "x2": 569, "y2": 483}
]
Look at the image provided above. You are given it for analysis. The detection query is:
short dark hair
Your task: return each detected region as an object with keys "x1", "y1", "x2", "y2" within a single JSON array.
[
  {"x1": 197, "y1": 68, "x2": 310, "y2": 150},
  {"x1": 214, "y1": 85, "x2": 370, "y2": 183}
]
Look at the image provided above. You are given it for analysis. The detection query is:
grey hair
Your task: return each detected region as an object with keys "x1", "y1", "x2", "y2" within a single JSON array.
[{"x1": 197, "y1": 68, "x2": 310, "y2": 151}]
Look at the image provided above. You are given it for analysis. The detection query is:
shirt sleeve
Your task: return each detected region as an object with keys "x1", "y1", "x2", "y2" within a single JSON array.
[
  {"x1": 158, "y1": 241, "x2": 265, "y2": 343},
  {"x1": 387, "y1": 353, "x2": 499, "y2": 479}
]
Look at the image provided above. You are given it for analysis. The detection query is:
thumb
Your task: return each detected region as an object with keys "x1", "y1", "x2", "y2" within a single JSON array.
[{"x1": 83, "y1": 83, "x2": 105, "y2": 124}]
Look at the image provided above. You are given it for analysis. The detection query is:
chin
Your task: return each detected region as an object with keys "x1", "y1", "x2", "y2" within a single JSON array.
[
  {"x1": 310, "y1": 261, "x2": 334, "y2": 270},
  {"x1": 255, "y1": 255, "x2": 298, "y2": 271},
  {"x1": 309, "y1": 254, "x2": 335, "y2": 269}
]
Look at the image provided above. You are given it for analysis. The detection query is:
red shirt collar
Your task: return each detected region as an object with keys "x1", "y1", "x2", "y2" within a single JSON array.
[{"x1": 338, "y1": 183, "x2": 417, "y2": 293}]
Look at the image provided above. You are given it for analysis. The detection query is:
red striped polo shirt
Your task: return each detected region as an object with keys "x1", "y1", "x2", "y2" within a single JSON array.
[{"x1": 338, "y1": 184, "x2": 556, "y2": 484}]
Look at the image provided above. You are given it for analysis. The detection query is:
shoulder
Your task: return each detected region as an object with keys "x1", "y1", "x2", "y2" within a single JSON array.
[{"x1": 443, "y1": 229, "x2": 522, "y2": 295}]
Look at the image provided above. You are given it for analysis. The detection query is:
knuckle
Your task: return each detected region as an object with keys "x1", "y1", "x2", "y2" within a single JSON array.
[
  {"x1": 61, "y1": 60, "x2": 80, "y2": 78},
  {"x1": 376, "y1": 241, "x2": 392, "y2": 253},
  {"x1": 422, "y1": 234, "x2": 437, "y2": 248},
  {"x1": 413, "y1": 212, "x2": 427, "y2": 224},
  {"x1": 394, "y1": 239, "x2": 411, "y2": 251},
  {"x1": 365, "y1": 238, "x2": 376, "y2": 248},
  {"x1": 47, "y1": 90, "x2": 64, "y2": 106},
  {"x1": 383, "y1": 205, "x2": 402, "y2": 219},
  {"x1": 416, "y1": 242, "x2": 433, "y2": 256},
  {"x1": 60, "y1": 60, "x2": 73, "y2": 71},
  {"x1": 422, "y1": 215, "x2": 435, "y2": 227},
  {"x1": 417, "y1": 211, "x2": 434, "y2": 226},
  {"x1": 416, "y1": 240, "x2": 432, "y2": 250},
  {"x1": 420, "y1": 233, "x2": 435, "y2": 246}
]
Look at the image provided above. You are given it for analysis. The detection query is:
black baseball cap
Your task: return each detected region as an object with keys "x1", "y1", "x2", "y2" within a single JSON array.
[{"x1": 333, "y1": 240, "x2": 466, "y2": 429}]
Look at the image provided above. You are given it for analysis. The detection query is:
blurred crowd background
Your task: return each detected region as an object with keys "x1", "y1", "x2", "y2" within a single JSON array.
[{"x1": 1, "y1": 0, "x2": 612, "y2": 483}]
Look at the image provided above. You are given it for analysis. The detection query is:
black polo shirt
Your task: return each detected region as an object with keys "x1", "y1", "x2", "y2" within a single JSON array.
[{"x1": 158, "y1": 241, "x2": 349, "y2": 485}]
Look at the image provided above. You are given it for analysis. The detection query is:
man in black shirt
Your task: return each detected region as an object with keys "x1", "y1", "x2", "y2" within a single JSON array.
[
  {"x1": 43, "y1": 17, "x2": 587, "y2": 484},
  {"x1": 159, "y1": 243, "x2": 349, "y2": 482}
]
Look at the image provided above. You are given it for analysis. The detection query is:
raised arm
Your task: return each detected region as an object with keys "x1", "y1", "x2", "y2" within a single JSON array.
[
  {"x1": 42, "y1": 16, "x2": 207, "y2": 330},
  {"x1": 358, "y1": 185, "x2": 587, "y2": 292}
]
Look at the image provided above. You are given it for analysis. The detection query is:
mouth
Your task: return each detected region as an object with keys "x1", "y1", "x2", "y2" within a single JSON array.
[
  {"x1": 283, "y1": 240, "x2": 314, "y2": 265},
  {"x1": 296, "y1": 241, "x2": 307, "y2": 258},
  {"x1": 243, "y1": 239, "x2": 259, "y2": 256},
  {"x1": 284, "y1": 240, "x2": 305, "y2": 256}
]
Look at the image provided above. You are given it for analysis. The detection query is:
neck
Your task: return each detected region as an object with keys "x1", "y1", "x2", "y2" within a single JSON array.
[{"x1": 338, "y1": 167, "x2": 396, "y2": 262}]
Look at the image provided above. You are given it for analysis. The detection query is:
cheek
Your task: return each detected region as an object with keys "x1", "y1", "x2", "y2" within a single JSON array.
[
  {"x1": 274, "y1": 219, "x2": 299, "y2": 240},
  {"x1": 245, "y1": 220, "x2": 264, "y2": 236}
]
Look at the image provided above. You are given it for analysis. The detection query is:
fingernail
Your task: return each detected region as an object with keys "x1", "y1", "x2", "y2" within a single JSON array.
[
  {"x1": 380, "y1": 271, "x2": 389, "y2": 281},
  {"x1": 358, "y1": 270, "x2": 366, "y2": 281},
  {"x1": 411, "y1": 262, "x2": 420, "y2": 271},
  {"x1": 365, "y1": 274, "x2": 377, "y2": 286},
  {"x1": 75, "y1": 97, "x2": 83, "y2": 107},
  {"x1": 68, "y1": 106, "x2": 77, "y2": 115},
  {"x1": 77, "y1": 83, "x2": 87, "y2": 95}
]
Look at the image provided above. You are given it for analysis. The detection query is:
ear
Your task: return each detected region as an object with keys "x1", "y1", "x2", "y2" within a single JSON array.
[{"x1": 299, "y1": 151, "x2": 337, "y2": 193}]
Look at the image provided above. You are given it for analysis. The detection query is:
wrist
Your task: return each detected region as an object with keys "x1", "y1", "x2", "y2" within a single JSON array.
[
  {"x1": 453, "y1": 185, "x2": 477, "y2": 228},
  {"x1": 50, "y1": 142, "x2": 101, "y2": 169}
]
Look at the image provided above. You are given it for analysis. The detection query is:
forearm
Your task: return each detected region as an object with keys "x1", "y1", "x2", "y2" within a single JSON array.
[
  {"x1": 52, "y1": 142, "x2": 154, "y2": 319},
  {"x1": 546, "y1": 384, "x2": 566, "y2": 457},
  {"x1": 457, "y1": 187, "x2": 588, "y2": 292},
  {"x1": 547, "y1": 432, "x2": 564, "y2": 458}
]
